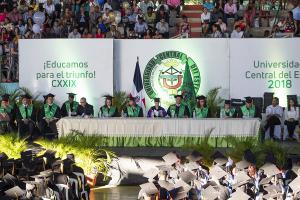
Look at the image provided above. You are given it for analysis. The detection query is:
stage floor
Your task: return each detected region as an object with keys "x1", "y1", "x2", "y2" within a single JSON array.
[{"x1": 90, "y1": 186, "x2": 140, "y2": 200}]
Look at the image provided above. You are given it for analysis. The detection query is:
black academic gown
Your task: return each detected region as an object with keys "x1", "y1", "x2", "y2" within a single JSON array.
[
  {"x1": 60, "y1": 101, "x2": 78, "y2": 117},
  {"x1": 16, "y1": 105, "x2": 37, "y2": 138},
  {"x1": 38, "y1": 104, "x2": 61, "y2": 136},
  {"x1": 77, "y1": 104, "x2": 94, "y2": 117}
]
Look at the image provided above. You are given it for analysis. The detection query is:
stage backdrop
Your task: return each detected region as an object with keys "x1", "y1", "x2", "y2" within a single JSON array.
[
  {"x1": 230, "y1": 39, "x2": 300, "y2": 107},
  {"x1": 19, "y1": 39, "x2": 114, "y2": 112},
  {"x1": 114, "y1": 39, "x2": 230, "y2": 109}
]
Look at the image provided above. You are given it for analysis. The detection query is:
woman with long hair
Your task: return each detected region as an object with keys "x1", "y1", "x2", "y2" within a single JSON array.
[{"x1": 284, "y1": 98, "x2": 299, "y2": 140}]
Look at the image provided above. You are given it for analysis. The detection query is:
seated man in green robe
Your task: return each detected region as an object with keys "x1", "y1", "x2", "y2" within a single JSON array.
[
  {"x1": 167, "y1": 95, "x2": 190, "y2": 118},
  {"x1": 218, "y1": 100, "x2": 237, "y2": 118},
  {"x1": 99, "y1": 95, "x2": 118, "y2": 117},
  {"x1": 194, "y1": 95, "x2": 211, "y2": 119},
  {"x1": 0, "y1": 94, "x2": 15, "y2": 133},
  {"x1": 61, "y1": 93, "x2": 79, "y2": 117},
  {"x1": 123, "y1": 97, "x2": 143, "y2": 117},
  {"x1": 238, "y1": 97, "x2": 261, "y2": 119},
  {"x1": 16, "y1": 94, "x2": 37, "y2": 139},
  {"x1": 38, "y1": 93, "x2": 61, "y2": 137}
]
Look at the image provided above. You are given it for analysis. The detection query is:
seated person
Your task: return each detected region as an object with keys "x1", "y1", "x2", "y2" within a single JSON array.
[
  {"x1": 0, "y1": 94, "x2": 15, "y2": 133},
  {"x1": 238, "y1": 97, "x2": 261, "y2": 119},
  {"x1": 167, "y1": 95, "x2": 189, "y2": 118},
  {"x1": 218, "y1": 100, "x2": 236, "y2": 118},
  {"x1": 194, "y1": 95, "x2": 211, "y2": 119},
  {"x1": 123, "y1": 97, "x2": 143, "y2": 117},
  {"x1": 61, "y1": 93, "x2": 79, "y2": 117},
  {"x1": 284, "y1": 98, "x2": 299, "y2": 140},
  {"x1": 264, "y1": 97, "x2": 283, "y2": 139},
  {"x1": 99, "y1": 95, "x2": 118, "y2": 117},
  {"x1": 147, "y1": 98, "x2": 167, "y2": 117},
  {"x1": 16, "y1": 94, "x2": 37, "y2": 139},
  {"x1": 77, "y1": 97, "x2": 94, "y2": 117},
  {"x1": 38, "y1": 93, "x2": 61, "y2": 136},
  {"x1": 156, "y1": 18, "x2": 169, "y2": 38}
]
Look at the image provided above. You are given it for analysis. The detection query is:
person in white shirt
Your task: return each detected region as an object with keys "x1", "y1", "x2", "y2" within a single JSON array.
[
  {"x1": 156, "y1": 18, "x2": 169, "y2": 38},
  {"x1": 265, "y1": 97, "x2": 283, "y2": 139},
  {"x1": 284, "y1": 98, "x2": 299, "y2": 140},
  {"x1": 68, "y1": 27, "x2": 81, "y2": 38},
  {"x1": 231, "y1": 25, "x2": 244, "y2": 38},
  {"x1": 201, "y1": 7, "x2": 210, "y2": 36},
  {"x1": 43, "y1": 0, "x2": 55, "y2": 16}
]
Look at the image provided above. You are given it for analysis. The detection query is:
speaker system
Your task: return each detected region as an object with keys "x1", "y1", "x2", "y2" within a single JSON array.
[
  {"x1": 263, "y1": 92, "x2": 274, "y2": 112},
  {"x1": 252, "y1": 97, "x2": 263, "y2": 115}
]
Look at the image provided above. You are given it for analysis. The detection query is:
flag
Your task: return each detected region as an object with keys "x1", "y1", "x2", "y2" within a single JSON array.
[
  {"x1": 130, "y1": 58, "x2": 146, "y2": 112},
  {"x1": 180, "y1": 62, "x2": 196, "y2": 116}
]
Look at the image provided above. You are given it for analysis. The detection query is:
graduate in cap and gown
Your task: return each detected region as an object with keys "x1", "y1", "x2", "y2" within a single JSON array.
[
  {"x1": 147, "y1": 98, "x2": 167, "y2": 118},
  {"x1": 194, "y1": 95, "x2": 211, "y2": 119},
  {"x1": 60, "y1": 93, "x2": 79, "y2": 117},
  {"x1": 16, "y1": 94, "x2": 37, "y2": 139},
  {"x1": 123, "y1": 96, "x2": 143, "y2": 117},
  {"x1": 218, "y1": 100, "x2": 237, "y2": 118},
  {"x1": 99, "y1": 95, "x2": 118, "y2": 117},
  {"x1": 38, "y1": 93, "x2": 61, "y2": 136},
  {"x1": 77, "y1": 97, "x2": 94, "y2": 117},
  {"x1": 238, "y1": 97, "x2": 261, "y2": 119},
  {"x1": 167, "y1": 95, "x2": 190, "y2": 118},
  {"x1": 0, "y1": 94, "x2": 16, "y2": 133}
]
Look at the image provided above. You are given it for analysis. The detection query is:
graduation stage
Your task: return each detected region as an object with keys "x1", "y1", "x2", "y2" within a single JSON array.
[{"x1": 57, "y1": 118, "x2": 261, "y2": 147}]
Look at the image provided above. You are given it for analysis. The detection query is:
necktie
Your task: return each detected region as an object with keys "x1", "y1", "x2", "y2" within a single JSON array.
[{"x1": 25, "y1": 106, "x2": 28, "y2": 119}]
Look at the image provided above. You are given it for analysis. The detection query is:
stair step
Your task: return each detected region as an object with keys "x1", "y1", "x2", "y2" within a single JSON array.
[
  {"x1": 183, "y1": 5, "x2": 203, "y2": 10},
  {"x1": 191, "y1": 32, "x2": 201, "y2": 37},
  {"x1": 191, "y1": 27, "x2": 202, "y2": 32},
  {"x1": 190, "y1": 22, "x2": 201, "y2": 27},
  {"x1": 181, "y1": 10, "x2": 202, "y2": 13},
  {"x1": 188, "y1": 18, "x2": 201, "y2": 23}
]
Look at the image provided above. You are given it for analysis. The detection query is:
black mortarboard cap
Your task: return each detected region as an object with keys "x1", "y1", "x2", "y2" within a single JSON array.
[
  {"x1": 289, "y1": 176, "x2": 300, "y2": 194},
  {"x1": 196, "y1": 95, "x2": 206, "y2": 100},
  {"x1": 162, "y1": 152, "x2": 179, "y2": 165},
  {"x1": 245, "y1": 96, "x2": 253, "y2": 103},
  {"x1": 0, "y1": 152, "x2": 8, "y2": 161},
  {"x1": 67, "y1": 93, "x2": 76, "y2": 98},
  {"x1": 186, "y1": 150, "x2": 203, "y2": 162},
  {"x1": 178, "y1": 170, "x2": 197, "y2": 183},
  {"x1": 1, "y1": 94, "x2": 10, "y2": 102},
  {"x1": 265, "y1": 152, "x2": 276, "y2": 164},
  {"x1": 139, "y1": 182, "x2": 159, "y2": 196},
  {"x1": 20, "y1": 94, "x2": 32, "y2": 99},
  {"x1": 66, "y1": 153, "x2": 75, "y2": 161},
  {"x1": 128, "y1": 96, "x2": 136, "y2": 101},
  {"x1": 212, "y1": 150, "x2": 227, "y2": 160},
  {"x1": 157, "y1": 180, "x2": 175, "y2": 192},
  {"x1": 103, "y1": 95, "x2": 113, "y2": 100},
  {"x1": 45, "y1": 93, "x2": 55, "y2": 99},
  {"x1": 154, "y1": 98, "x2": 160, "y2": 102},
  {"x1": 174, "y1": 95, "x2": 183, "y2": 98},
  {"x1": 243, "y1": 149, "x2": 256, "y2": 164},
  {"x1": 224, "y1": 100, "x2": 231, "y2": 105}
]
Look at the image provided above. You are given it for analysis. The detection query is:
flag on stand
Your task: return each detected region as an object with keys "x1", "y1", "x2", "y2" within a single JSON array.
[
  {"x1": 180, "y1": 62, "x2": 196, "y2": 116},
  {"x1": 130, "y1": 58, "x2": 146, "y2": 113}
]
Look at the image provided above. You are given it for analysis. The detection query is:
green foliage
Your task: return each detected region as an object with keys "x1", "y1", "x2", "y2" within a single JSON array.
[
  {"x1": 185, "y1": 131, "x2": 215, "y2": 166},
  {"x1": 113, "y1": 91, "x2": 129, "y2": 114},
  {"x1": 206, "y1": 87, "x2": 223, "y2": 117},
  {"x1": 35, "y1": 131, "x2": 116, "y2": 176},
  {"x1": 224, "y1": 136, "x2": 259, "y2": 163},
  {"x1": 0, "y1": 134, "x2": 27, "y2": 159}
]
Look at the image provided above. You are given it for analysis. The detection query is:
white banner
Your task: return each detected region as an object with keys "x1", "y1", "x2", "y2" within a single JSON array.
[
  {"x1": 19, "y1": 39, "x2": 114, "y2": 111},
  {"x1": 230, "y1": 39, "x2": 300, "y2": 106},
  {"x1": 114, "y1": 39, "x2": 230, "y2": 109}
]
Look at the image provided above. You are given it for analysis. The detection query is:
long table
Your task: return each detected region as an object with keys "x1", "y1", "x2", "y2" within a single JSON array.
[{"x1": 57, "y1": 118, "x2": 260, "y2": 137}]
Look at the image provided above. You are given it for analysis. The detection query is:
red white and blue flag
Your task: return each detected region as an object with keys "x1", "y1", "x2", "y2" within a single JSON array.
[{"x1": 130, "y1": 58, "x2": 146, "y2": 113}]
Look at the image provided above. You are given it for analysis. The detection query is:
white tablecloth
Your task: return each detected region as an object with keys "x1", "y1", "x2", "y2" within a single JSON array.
[{"x1": 57, "y1": 118, "x2": 261, "y2": 138}]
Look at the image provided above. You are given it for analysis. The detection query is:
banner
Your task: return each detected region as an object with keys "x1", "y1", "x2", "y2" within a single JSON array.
[
  {"x1": 230, "y1": 39, "x2": 300, "y2": 106},
  {"x1": 114, "y1": 39, "x2": 230, "y2": 109},
  {"x1": 19, "y1": 39, "x2": 114, "y2": 111}
]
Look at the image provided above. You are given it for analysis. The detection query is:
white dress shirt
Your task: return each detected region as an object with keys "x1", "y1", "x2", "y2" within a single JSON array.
[
  {"x1": 284, "y1": 107, "x2": 299, "y2": 121},
  {"x1": 266, "y1": 104, "x2": 284, "y2": 121}
]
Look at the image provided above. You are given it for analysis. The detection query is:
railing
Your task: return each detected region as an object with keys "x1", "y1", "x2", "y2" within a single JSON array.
[{"x1": 0, "y1": 54, "x2": 19, "y2": 83}]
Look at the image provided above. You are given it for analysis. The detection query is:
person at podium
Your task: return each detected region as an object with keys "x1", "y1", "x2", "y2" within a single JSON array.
[
  {"x1": 99, "y1": 95, "x2": 118, "y2": 117},
  {"x1": 77, "y1": 97, "x2": 94, "y2": 118},
  {"x1": 123, "y1": 97, "x2": 143, "y2": 117},
  {"x1": 147, "y1": 98, "x2": 167, "y2": 118},
  {"x1": 218, "y1": 100, "x2": 237, "y2": 118},
  {"x1": 38, "y1": 93, "x2": 61, "y2": 136},
  {"x1": 167, "y1": 95, "x2": 190, "y2": 118},
  {"x1": 16, "y1": 94, "x2": 37, "y2": 139},
  {"x1": 194, "y1": 95, "x2": 211, "y2": 119},
  {"x1": 61, "y1": 93, "x2": 79, "y2": 117}
]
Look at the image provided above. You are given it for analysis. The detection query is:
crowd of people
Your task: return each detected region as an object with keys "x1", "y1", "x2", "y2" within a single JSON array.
[
  {"x1": 138, "y1": 150, "x2": 300, "y2": 199},
  {"x1": 0, "y1": 150, "x2": 89, "y2": 199},
  {"x1": 0, "y1": 91, "x2": 299, "y2": 141}
]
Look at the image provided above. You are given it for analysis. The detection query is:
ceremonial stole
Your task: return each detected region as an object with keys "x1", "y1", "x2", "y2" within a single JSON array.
[
  {"x1": 170, "y1": 105, "x2": 185, "y2": 118},
  {"x1": 65, "y1": 101, "x2": 79, "y2": 112},
  {"x1": 241, "y1": 105, "x2": 255, "y2": 117},
  {"x1": 195, "y1": 107, "x2": 209, "y2": 118},
  {"x1": 19, "y1": 105, "x2": 33, "y2": 119},
  {"x1": 127, "y1": 106, "x2": 140, "y2": 117},
  {"x1": 44, "y1": 104, "x2": 58, "y2": 118},
  {"x1": 101, "y1": 106, "x2": 116, "y2": 117}
]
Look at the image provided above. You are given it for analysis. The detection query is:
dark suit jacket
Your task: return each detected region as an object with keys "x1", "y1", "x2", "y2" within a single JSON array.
[{"x1": 77, "y1": 104, "x2": 94, "y2": 116}]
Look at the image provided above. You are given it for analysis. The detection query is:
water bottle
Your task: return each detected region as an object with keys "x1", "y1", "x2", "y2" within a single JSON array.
[
  {"x1": 193, "y1": 110, "x2": 196, "y2": 119},
  {"x1": 68, "y1": 110, "x2": 71, "y2": 117},
  {"x1": 151, "y1": 110, "x2": 154, "y2": 118},
  {"x1": 121, "y1": 110, "x2": 124, "y2": 118}
]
